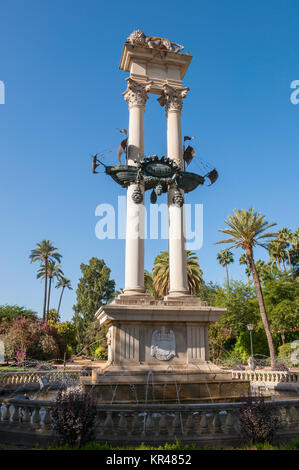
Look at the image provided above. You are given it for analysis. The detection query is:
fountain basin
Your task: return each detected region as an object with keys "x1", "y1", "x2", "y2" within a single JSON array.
[{"x1": 81, "y1": 368, "x2": 250, "y2": 404}]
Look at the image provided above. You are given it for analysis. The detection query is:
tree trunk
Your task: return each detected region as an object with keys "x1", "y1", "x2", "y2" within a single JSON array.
[
  {"x1": 286, "y1": 247, "x2": 293, "y2": 271},
  {"x1": 46, "y1": 278, "x2": 52, "y2": 322},
  {"x1": 276, "y1": 258, "x2": 282, "y2": 272},
  {"x1": 246, "y1": 247, "x2": 276, "y2": 368},
  {"x1": 282, "y1": 258, "x2": 286, "y2": 271},
  {"x1": 225, "y1": 264, "x2": 229, "y2": 289},
  {"x1": 43, "y1": 257, "x2": 48, "y2": 322},
  {"x1": 57, "y1": 286, "x2": 65, "y2": 316},
  {"x1": 281, "y1": 332, "x2": 285, "y2": 344}
]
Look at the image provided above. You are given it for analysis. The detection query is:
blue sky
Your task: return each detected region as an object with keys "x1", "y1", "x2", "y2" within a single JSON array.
[{"x1": 0, "y1": 0, "x2": 298, "y2": 321}]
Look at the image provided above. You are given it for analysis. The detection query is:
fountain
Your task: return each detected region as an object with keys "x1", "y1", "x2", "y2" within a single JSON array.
[{"x1": 81, "y1": 30, "x2": 250, "y2": 404}]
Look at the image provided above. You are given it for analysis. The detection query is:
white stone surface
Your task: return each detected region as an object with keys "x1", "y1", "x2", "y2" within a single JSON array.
[
  {"x1": 151, "y1": 327, "x2": 176, "y2": 361},
  {"x1": 122, "y1": 78, "x2": 151, "y2": 295}
]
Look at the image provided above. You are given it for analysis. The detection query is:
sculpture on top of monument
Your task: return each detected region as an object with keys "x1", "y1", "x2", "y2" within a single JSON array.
[{"x1": 126, "y1": 29, "x2": 184, "y2": 54}]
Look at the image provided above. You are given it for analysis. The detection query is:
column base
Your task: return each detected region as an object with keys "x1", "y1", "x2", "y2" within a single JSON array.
[
  {"x1": 122, "y1": 287, "x2": 147, "y2": 296},
  {"x1": 165, "y1": 289, "x2": 190, "y2": 298}
]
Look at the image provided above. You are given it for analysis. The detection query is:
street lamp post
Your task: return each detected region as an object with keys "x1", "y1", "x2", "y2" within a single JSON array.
[{"x1": 247, "y1": 323, "x2": 255, "y2": 371}]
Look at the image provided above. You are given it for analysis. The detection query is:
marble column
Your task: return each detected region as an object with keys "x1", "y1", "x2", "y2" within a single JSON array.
[
  {"x1": 159, "y1": 84, "x2": 189, "y2": 296},
  {"x1": 122, "y1": 78, "x2": 151, "y2": 295}
]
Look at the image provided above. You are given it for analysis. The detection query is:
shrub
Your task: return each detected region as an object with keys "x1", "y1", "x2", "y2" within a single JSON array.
[
  {"x1": 52, "y1": 388, "x2": 97, "y2": 447},
  {"x1": 35, "y1": 363, "x2": 52, "y2": 371},
  {"x1": 233, "y1": 328, "x2": 277, "y2": 360},
  {"x1": 92, "y1": 345, "x2": 107, "y2": 360},
  {"x1": 231, "y1": 364, "x2": 246, "y2": 371},
  {"x1": 239, "y1": 397, "x2": 279, "y2": 444},
  {"x1": 277, "y1": 342, "x2": 298, "y2": 366},
  {"x1": 0, "y1": 317, "x2": 65, "y2": 361},
  {"x1": 66, "y1": 345, "x2": 74, "y2": 359},
  {"x1": 272, "y1": 362, "x2": 289, "y2": 371},
  {"x1": 208, "y1": 322, "x2": 233, "y2": 362}
]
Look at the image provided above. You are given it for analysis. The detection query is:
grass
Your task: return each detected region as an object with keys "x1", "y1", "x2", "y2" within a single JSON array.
[{"x1": 28, "y1": 438, "x2": 299, "y2": 451}]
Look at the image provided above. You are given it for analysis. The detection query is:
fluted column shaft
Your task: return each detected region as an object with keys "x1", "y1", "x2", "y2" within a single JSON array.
[
  {"x1": 123, "y1": 78, "x2": 151, "y2": 295},
  {"x1": 159, "y1": 85, "x2": 189, "y2": 296}
]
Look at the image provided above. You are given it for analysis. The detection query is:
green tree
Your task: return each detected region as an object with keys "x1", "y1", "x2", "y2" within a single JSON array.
[
  {"x1": 215, "y1": 208, "x2": 277, "y2": 367},
  {"x1": 55, "y1": 277, "x2": 72, "y2": 316},
  {"x1": 152, "y1": 251, "x2": 169, "y2": 298},
  {"x1": 29, "y1": 241, "x2": 62, "y2": 321},
  {"x1": 290, "y1": 228, "x2": 299, "y2": 276},
  {"x1": 197, "y1": 281, "x2": 219, "y2": 305},
  {"x1": 208, "y1": 323, "x2": 233, "y2": 362},
  {"x1": 268, "y1": 240, "x2": 286, "y2": 272},
  {"x1": 270, "y1": 300, "x2": 299, "y2": 344},
  {"x1": 255, "y1": 260, "x2": 273, "y2": 284},
  {"x1": 263, "y1": 274, "x2": 299, "y2": 344},
  {"x1": 48, "y1": 308, "x2": 60, "y2": 324},
  {"x1": 239, "y1": 253, "x2": 251, "y2": 284},
  {"x1": 0, "y1": 305, "x2": 38, "y2": 330},
  {"x1": 277, "y1": 228, "x2": 293, "y2": 271},
  {"x1": 152, "y1": 250, "x2": 203, "y2": 298},
  {"x1": 37, "y1": 261, "x2": 63, "y2": 322},
  {"x1": 144, "y1": 270, "x2": 155, "y2": 297},
  {"x1": 215, "y1": 281, "x2": 258, "y2": 336},
  {"x1": 54, "y1": 321, "x2": 77, "y2": 357},
  {"x1": 72, "y1": 258, "x2": 115, "y2": 347},
  {"x1": 216, "y1": 249, "x2": 234, "y2": 288}
]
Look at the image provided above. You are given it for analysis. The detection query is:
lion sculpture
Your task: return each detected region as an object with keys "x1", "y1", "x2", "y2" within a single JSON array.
[{"x1": 126, "y1": 29, "x2": 184, "y2": 54}]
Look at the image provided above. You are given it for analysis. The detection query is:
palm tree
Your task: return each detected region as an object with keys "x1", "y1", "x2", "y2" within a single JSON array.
[
  {"x1": 239, "y1": 253, "x2": 251, "y2": 284},
  {"x1": 37, "y1": 261, "x2": 63, "y2": 322},
  {"x1": 144, "y1": 270, "x2": 159, "y2": 298},
  {"x1": 268, "y1": 240, "x2": 285, "y2": 272},
  {"x1": 292, "y1": 228, "x2": 299, "y2": 251},
  {"x1": 152, "y1": 250, "x2": 203, "y2": 298},
  {"x1": 215, "y1": 208, "x2": 277, "y2": 368},
  {"x1": 277, "y1": 228, "x2": 293, "y2": 270},
  {"x1": 216, "y1": 249, "x2": 234, "y2": 288},
  {"x1": 152, "y1": 251, "x2": 169, "y2": 298},
  {"x1": 55, "y1": 277, "x2": 72, "y2": 316},
  {"x1": 290, "y1": 229, "x2": 299, "y2": 274},
  {"x1": 29, "y1": 240, "x2": 62, "y2": 321},
  {"x1": 186, "y1": 252, "x2": 203, "y2": 295}
]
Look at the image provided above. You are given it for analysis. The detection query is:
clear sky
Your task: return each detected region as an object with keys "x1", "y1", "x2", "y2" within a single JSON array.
[{"x1": 0, "y1": 0, "x2": 298, "y2": 321}]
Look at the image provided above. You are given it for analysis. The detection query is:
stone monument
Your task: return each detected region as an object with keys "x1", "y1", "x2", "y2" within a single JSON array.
[{"x1": 82, "y1": 31, "x2": 249, "y2": 402}]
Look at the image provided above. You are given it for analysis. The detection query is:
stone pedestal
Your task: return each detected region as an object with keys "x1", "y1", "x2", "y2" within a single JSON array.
[
  {"x1": 96, "y1": 295, "x2": 224, "y2": 369},
  {"x1": 81, "y1": 295, "x2": 249, "y2": 403}
]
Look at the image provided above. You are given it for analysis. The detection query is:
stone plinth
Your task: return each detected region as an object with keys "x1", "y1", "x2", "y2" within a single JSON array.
[
  {"x1": 84, "y1": 296, "x2": 249, "y2": 404},
  {"x1": 119, "y1": 43, "x2": 192, "y2": 95},
  {"x1": 95, "y1": 295, "x2": 225, "y2": 368}
]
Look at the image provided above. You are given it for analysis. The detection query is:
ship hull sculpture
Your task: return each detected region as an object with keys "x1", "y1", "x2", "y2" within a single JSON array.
[{"x1": 82, "y1": 31, "x2": 249, "y2": 403}]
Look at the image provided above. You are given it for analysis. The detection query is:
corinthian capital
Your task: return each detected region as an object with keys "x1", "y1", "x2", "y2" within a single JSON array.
[
  {"x1": 158, "y1": 84, "x2": 189, "y2": 113},
  {"x1": 123, "y1": 78, "x2": 152, "y2": 108}
]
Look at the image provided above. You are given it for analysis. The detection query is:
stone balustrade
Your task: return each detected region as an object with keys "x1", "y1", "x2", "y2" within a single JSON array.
[
  {"x1": 231, "y1": 370, "x2": 299, "y2": 386},
  {"x1": 1, "y1": 398, "x2": 299, "y2": 447},
  {"x1": 0, "y1": 370, "x2": 91, "y2": 388}
]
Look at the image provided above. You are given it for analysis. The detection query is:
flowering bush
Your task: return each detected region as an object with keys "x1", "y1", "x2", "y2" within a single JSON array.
[
  {"x1": 239, "y1": 397, "x2": 279, "y2": 444},
  {"x1": 0, "y1": 317, "x2": 64, "y2": 361},
  {"x1": 16, "y1": 348, "x2": 26, "y2": 365}
]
